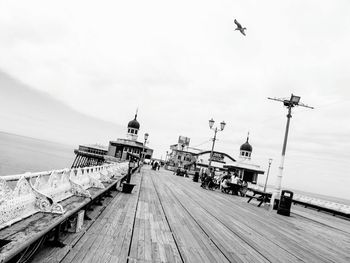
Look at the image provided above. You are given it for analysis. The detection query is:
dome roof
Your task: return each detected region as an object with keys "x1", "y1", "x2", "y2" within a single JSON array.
[
  {"x1": 128, "y1": 114, "x2": 140, "y2": 129},
  {"x1": 240, "y1": 135, "x2": 252, "y2": 152}
]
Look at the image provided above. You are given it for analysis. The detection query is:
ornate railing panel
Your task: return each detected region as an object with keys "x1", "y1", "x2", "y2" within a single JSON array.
[{"x1": 0, "y1": 162, "x2": 129, "y2": 230}]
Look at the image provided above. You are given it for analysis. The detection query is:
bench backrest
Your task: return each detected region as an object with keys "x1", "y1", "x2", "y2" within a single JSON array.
[{"x1": 0, "y1": 162, "x2": 128, "y2": 230}]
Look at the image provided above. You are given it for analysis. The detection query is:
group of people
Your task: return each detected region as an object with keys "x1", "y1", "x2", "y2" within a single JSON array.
[
  {"x1": 150, "y1": 161, "x2": 161, "y2": 170},
  {"x1": 200, "y1": 168, "x2": 222, "y2": 190},
  {"x1": 200, "y1": 168, "x2": 248, "y2": 196},
  {"x1": 174, "y1": 166, "x2": 189, "y2": 177}
]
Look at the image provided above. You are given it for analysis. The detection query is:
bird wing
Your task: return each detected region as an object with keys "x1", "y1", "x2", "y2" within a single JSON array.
[
  {"x1": 240, "y1": 30, "x2": 246, "y2": 36},
  {"x1": 234, "y1": 19, "x2": 242, "y2": 29}
]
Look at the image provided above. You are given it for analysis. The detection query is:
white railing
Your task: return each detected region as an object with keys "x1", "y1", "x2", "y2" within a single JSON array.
[
  {"x1": 0, "y1": 162, "x2": 129, "y2": 230},
  {"x1": 293, "y1": 194, "x2": 350, "y2": 215},
  {"x1": 247, "y1": 184, "x2": 350, "y2": 215}
]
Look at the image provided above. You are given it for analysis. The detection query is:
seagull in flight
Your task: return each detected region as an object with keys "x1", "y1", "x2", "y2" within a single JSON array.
[{"x1": 234, "y1": 19, "x2": 246, "y2": 36}]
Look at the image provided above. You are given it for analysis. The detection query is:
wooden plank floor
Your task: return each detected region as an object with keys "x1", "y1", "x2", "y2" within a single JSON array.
[{"x1": 33, "y1": 167, "x2": 350, "y2": 263}]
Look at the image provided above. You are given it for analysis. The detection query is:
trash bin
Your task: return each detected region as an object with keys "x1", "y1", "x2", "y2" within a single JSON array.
[
  {"x1": 193, "y1": 171, "x2": 199, "y2": 182},
  {"x1": 122, "y1": 183, "x2": 136, "y2": 194},
  {"x1": 277, "y1": 190, "x2": 293, "y2": 216}
]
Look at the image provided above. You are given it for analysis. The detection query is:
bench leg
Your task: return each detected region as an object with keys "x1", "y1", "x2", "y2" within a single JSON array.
[
  {"x1": 47, "y1": 224, "x2": 65, "y2": 248},
  {"x1": 95, "y1": 198, "x2": 103, "y2": 206},
  {"x1": 105, "y1": 190, "x2": 113, "y2": 198},
  {"x1": 84, "y1": 209, "x2": 92, "y2": 220},
  {"x1": 247, "y1": 193, "x2": 257, "y2": 203},
  {"x1": 62, "y1": 220, "x2": 69, "y2": 231}
]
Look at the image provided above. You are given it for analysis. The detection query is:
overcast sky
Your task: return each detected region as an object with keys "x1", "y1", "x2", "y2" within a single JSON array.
[{"x1": 1, "y1": 0, "x2": 349, "y2": 199}]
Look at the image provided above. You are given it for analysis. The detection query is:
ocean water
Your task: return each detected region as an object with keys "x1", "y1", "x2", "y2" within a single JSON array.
[
  {"x1": 289, "y1": 188, "x2": 350, "y2": 206},
  {"x1": 0, "y1": 131, "x2": 74, "y2": 176},
  {"x1": 255, "y1": 183, "x2": 350, "y2": 207}
]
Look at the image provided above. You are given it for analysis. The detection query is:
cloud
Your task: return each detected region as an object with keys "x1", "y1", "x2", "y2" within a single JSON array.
[
  {"x1": 0, "y1": 70, "x2": 125, "y2": 146},
  {"x1": 0, "y1": 0, "x2": 349, "y2": 199}
]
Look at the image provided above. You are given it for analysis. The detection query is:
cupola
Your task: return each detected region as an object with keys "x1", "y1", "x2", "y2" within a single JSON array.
[
  {"x1": 240, "y1": 133, "x2": 252, "y2": 159},
  {"x1": 127, "y1": 112, "x2": 140, "y2": 141}
]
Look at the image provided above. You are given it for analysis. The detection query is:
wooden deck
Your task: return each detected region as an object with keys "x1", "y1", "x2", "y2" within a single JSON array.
[{"x1": 32, "y1": 167, "x2": 350, "y2": 263}]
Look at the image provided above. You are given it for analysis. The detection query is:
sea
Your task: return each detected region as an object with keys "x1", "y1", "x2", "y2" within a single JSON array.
[
  {"x1": 1, "y1": 131, "x2": 349, "y2": 207},
  {"x1": 0, "y1": 131, "x2": 74, "y2": 176}
]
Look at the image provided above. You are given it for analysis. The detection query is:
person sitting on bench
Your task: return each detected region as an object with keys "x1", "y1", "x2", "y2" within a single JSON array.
[
  {"x1": 239, "y1": 180, "x2": 248, "y2": 196},
  {"x1": 221, "y1": 178, "x2": 230, "y2": 193}
]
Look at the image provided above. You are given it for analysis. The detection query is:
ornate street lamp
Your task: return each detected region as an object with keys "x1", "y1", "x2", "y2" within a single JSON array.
[
  {"x1": 143, "y1": 133, "x2": 149, "y2": 163},
  {"x1": 138, "y1": 132, "x2": 149, "y2": 173},
  {"x1": 208, "y1": 118, "x2": 226, "y2": 173},
  {"x1": 263, "y1": 158, "x2": 273, "y2": 192}
]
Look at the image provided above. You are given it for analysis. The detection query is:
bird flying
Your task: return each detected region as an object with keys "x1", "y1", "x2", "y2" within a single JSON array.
[{"x1": 234, "y1": 19, "x2": 246, "y2": 36}]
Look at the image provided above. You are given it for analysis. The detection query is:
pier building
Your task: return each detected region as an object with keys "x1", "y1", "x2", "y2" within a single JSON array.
[
  {"x1": 224, "y1": 135, "x2": 264, "y2": 183},
  {"x1": 167, "y1": 143, "x2": 201, "y2": 168},
  {"x1": 71, "y1": 144, "x2": 107, "y2": 168},
  {"x1": 166, "y1": 136, "x2": 237, "y2": 172},
  {"x1": 166, "y1": 134, "x2": 264, "y2": 183},
  {"x1": 107, "y1": 113, "x2": 153, "y2": 162},
  {"x1": 72, "y1": 113, "x2": 153, "y2": 168}
]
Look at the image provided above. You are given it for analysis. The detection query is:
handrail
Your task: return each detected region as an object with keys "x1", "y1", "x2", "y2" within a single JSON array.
[
  {"x1": 0, "y1": 162, "x2": 129, "y2": 230},
  {"x1": 1, "y1": 163, "x2": 117, "y2": 182}
]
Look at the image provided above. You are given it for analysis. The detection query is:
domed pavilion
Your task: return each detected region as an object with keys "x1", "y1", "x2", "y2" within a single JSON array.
[{"x1": 107, "y1": 112, "x2": 153, "y2": 161}]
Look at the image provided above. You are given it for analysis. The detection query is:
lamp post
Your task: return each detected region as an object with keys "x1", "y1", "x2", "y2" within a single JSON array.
[
  {"x1": 138, "y1": 133, "x2": 149, "y2": 173},
  {"x1": 142, "y1": 133, "x2": 149, "y2": 163},
  {"x1": 263, "y1": 158, "x2": 273, "y2": 192},
  {"x1": 208, "y1": 118, "x2": 226, "y2": 173},
  {"x1": 268, "y1": 94, "x2": 313, "y2": 207}
]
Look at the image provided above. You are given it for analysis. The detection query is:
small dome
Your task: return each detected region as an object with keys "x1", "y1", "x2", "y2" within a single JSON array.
[
  {"x1": 128, "y1": 115, "x2": 140, "y2": 129},
  {"x1": 240, "y1": 141, "x2": 252, "y2": 152},
  {"x1": 240, "y1": 135, "x2": 252, "y2": 152}
]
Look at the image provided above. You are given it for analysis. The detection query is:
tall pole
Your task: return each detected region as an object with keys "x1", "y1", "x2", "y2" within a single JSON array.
[
  {"x1": 276, "y1": 106, "x2": 292, "y2": 191},
  {"x1": 264, "y1": 159, "x2": 273, "y2": 192},
  {"x1": 207, "y1": 119, "x2": 226, "y2": 173},
  {"x1": 208, "y1": 128, "x2": 218, "y2": 171},
  {"x1": 139, "y1": 133, "x2": 148, "y2": 172},
  {"x1": 268, "y1": 94, "x2": 313, "y2": 209},
  {"x1": 142, "y1": 138, "x2": 146, "y2": 163},
  {"x1": 270, "y1": 106, "x2": 292, "y2": 207}
]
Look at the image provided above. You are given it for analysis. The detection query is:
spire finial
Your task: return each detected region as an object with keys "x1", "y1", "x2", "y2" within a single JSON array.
[
  {"x1": 247, "y1": 131, "x2": 250, "y2": 142},
  {"x1": 135, "y1": 107, "x2": 138, "y2": 119}
]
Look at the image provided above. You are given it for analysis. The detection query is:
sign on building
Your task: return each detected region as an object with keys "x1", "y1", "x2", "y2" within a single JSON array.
[
  {"x1": 178, "y1": 136, "x2": 190, "y2": 146},
  {"x1": 209, "y1": 152, "x2": 225, "y2": 163}
]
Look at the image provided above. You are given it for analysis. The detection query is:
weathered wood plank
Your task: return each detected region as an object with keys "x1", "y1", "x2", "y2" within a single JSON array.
[
  {"x1": 26, "y1": 167, "x2": 350, "y2": 263},
  {"x1": 158, "y1": 169, "x2": 350, "y2": 263}
]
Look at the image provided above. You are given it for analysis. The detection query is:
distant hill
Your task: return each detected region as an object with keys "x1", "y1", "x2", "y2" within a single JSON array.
[{"x1": 0, "y1": 70, "x2": 125, "y2": 146}]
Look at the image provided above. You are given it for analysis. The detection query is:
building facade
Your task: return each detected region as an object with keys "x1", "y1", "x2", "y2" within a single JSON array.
[
  {"x1": 224, "y1": 135, "x2": 264, "y2": 183},
  {"x1": 166, "y1": 134, "x2": 264, "y2": 183},
  {"x1": 72, "y1": 144, "x2": 108, "y2": 168},
  {"x1": 167, "y1": 143, "x2": 201, "y2": 170},
  {"x1": 107, "y1": 113, "x2": 153, "y2": 161}
]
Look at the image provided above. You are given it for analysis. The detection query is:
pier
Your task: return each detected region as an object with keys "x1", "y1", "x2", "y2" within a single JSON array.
[{"x1": 30, "y1": 167, "x2": 350, "y2": 263}]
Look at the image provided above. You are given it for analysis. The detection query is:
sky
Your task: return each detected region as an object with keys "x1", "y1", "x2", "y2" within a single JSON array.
[{"x1": 0, "y1": 0, "x2": 350, "y2": 199}]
